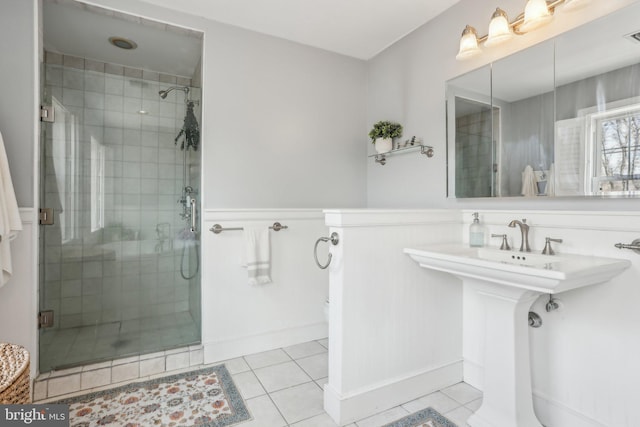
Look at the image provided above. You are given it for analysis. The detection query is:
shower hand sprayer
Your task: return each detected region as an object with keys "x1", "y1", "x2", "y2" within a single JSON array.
[{"x1": 159, "y1": 86, "x2": 201, "y2": 280}]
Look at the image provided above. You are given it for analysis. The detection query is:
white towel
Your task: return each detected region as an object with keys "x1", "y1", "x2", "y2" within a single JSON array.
[
  {"x1": 0, "y1": 131, "x2": 23, "y2": 287},
  {"x1": 546, "y1": 163, "x2": 556, "y2": 197},
  {"x1": 244, "y1": 226, "x2": 271, "y2": 285},
  {"x1": 521, "y1": 165, "x2": 538, "y2": 197}
]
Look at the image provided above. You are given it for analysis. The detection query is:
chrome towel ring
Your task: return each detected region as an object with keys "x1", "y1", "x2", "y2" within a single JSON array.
[{"x1": 314, "y1": 232, "x2": 339, "y2": 269}]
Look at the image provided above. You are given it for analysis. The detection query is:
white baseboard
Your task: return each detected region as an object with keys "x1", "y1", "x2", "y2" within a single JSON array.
[
  {"x1": 463, "y1": 361, "x2": 609, "y2": 427},
  {"x1": 324, "y1": 360, "x2": 463, "y2": 426},
  {"x1": 203, "y1": 322, "x2": 328, "y2": 364},
  {"x1": 533, "y1": 390, "x2": 609, "y2": 427},
  {"x1": 463, "y1": 358, "x2": 483, "y2": 391}
]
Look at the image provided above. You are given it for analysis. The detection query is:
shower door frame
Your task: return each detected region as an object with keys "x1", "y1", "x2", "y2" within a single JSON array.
[{"x1": 37, "y1": 3, "x2": 205, "y2": 374}]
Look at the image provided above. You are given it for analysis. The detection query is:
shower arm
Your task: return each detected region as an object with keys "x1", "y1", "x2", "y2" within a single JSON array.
[{"x1": 158, "y1": 86, "x2": 190, "y2": 102}]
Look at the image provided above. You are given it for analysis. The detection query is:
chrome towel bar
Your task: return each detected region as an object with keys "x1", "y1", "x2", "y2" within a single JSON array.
[
  {"x1": 615, "y1": 238, "x2": 640, "y2": 254},
  {"x1": 210, "y1": 222, "x2": 288, "y2": 234}
]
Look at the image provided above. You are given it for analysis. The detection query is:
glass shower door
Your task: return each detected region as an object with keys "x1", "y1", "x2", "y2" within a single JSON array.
[{"x1": 39, "y1": 55, "x2": 201, "y2": 373}]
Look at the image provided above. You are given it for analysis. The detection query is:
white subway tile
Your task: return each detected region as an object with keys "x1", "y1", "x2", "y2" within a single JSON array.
[
  {"x1": 112, "y1": 362, "x2": 139, "y2": 383},
  {"x1": 62, "y1": 68, "x2": 84, "y2": 89},
  {"x1": 81, "y1": 368, "x2": 111, "y2": 389},
  {"x1": 166, "y1": 352, "x2": 190, "y2": 371},
  {"x1": 189, "y1": 348, "x2": 204, "y2": 366},
  {"x1": 48, "y1": 374, "x2": 81, "y2": 397},
  {"x1": 33, "y1": 380, "x2": 48, "y2": 402},
  {"x1": 140, "y1": 357, "x2": 165, "y2": 376}
]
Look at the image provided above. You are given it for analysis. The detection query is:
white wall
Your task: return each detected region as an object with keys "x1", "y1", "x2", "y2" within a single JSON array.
[
  {"x1": 0, "y1": 210, "x2": 38, "y2": 378},
  {"x1": 323, "y1": 210, "x2": 463, "y2": 425},
  {"x1": 204, "y1": 23, "x2": 367, "y2": 209},
  {"x1": 460, "y1": 210, "x2": 640, "y2": 427},
  {"x1": 202, "y1": 209, "x2": 329, "y2": 362},
  {"x1": 366, "y1": 0, "x2": 640, "y2": 210},
  {"x1": 0, "y1": 0, "x2": 38, "y2": 377},
  {"x1": 0, "y1": 0, "x2": 36, "y2": 208}
]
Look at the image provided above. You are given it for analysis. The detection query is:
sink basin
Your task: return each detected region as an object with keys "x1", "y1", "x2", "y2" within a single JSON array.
[
  {"x1": 405, "y1": 244, "x2": 630, "y2": 427},
  {"x1": 404, "y1": 244, "x2": 631, "y2": 294}
]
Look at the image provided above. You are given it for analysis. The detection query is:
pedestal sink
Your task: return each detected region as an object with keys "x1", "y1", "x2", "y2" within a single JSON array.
[{"x1": 404, "y1": 245, "x2": 630, "y2": 427}]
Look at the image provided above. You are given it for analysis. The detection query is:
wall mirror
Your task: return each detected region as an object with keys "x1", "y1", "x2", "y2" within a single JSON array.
[{"x1": 446, "y1": 2, "x2": 640, "y2": 198}]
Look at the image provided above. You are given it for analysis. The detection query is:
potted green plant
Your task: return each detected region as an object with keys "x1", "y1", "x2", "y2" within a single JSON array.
[{"x1": 369, "y1": 121, "x2": 403, "y2": 153}]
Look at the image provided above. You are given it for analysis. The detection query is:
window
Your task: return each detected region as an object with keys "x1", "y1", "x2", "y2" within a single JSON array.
[{"x1": 585, "y1": 100, "x2": 640, "y2": 195}]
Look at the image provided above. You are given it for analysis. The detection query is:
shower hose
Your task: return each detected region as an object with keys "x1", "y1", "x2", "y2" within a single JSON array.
[{"x1": 180, "y1": 239, "x2": 200, "y2": 280}]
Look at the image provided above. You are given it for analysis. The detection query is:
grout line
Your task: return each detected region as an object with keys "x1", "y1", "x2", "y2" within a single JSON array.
[
  {"x1": 43, "y1": 339, "x2": 476, "y2": 426},
  {"x1": 242, "y1": 355, "x2": 290, "y2": 426}
]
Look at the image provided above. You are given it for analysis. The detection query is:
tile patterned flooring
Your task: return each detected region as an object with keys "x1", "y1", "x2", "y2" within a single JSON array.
[
  {"x1": 39, "y1": 311, "x2": 199, "y2": 372},
  {"x1": 217, "y1": 339, "x2": 482, "y2": 427},
  {"x1": 43, "y1": 339, "x2": 482, "y2": 427}
]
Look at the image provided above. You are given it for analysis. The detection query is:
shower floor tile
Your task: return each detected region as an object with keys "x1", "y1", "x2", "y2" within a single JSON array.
[{"x1": 39, "y1": 311, "x2": 199, "y2": 372}]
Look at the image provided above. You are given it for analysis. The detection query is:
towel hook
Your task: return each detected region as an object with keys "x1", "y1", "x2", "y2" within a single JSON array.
[{"x1": 314, "y1": 232, "x2": 339, "y2": 269}]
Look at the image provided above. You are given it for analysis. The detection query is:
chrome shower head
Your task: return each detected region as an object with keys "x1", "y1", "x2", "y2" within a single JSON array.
[{"x1": 158, "y1": 86, "x2": 190, "y2": 100}]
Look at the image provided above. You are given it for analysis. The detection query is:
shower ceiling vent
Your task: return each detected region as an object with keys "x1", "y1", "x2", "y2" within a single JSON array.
[{"x1": 109, "y1": 36, "x2": 137, "y2": 50}]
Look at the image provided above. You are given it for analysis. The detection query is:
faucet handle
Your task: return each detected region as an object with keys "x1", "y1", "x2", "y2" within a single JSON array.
[
  {"x1": 542, "y1": 237, "x2": 563, "y2": 255},
  {"x1": 491, "y1": 233, "x2": 511, "y2": 250}
]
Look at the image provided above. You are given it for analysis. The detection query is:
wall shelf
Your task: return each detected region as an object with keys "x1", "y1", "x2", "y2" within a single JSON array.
[{"x1": 368, "y1": 144, "x2": 434, "y2": 165}]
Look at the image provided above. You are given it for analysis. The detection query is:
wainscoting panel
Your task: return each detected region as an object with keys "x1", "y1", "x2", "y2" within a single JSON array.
[
  {"x1": 323, "y1": 209, "x2": 464, "y2": 425},
  {"x1": 0, "y1": 208, "x2": 38, "y2": 378},
  {"x1": 201, "y1": 209, "x2": 329, "y2": 363}
]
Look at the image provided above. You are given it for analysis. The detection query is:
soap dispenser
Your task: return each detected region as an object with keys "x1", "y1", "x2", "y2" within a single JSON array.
[{"x1": 469, "y1": 212, "x2": 485, "y2": 248}]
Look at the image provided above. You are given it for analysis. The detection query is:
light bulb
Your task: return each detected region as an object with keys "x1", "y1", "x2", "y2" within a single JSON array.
[
  {"x1": 485, "y1": 8, "x2": 513, "y2": 47},
  {"x1": 456, "y1": 25, "x2": 481, "y2": 60},
  {"x1": 520, "y1": 0, "x2": 553, "y2": 33},
  {"x1": 562, "y1": 0, "x2": 591, "y2": 11}
]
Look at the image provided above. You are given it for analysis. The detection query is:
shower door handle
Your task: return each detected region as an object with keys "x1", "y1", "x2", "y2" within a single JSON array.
[{"x1": 190, "y1": 198, "x2": 197, "y2": 232}]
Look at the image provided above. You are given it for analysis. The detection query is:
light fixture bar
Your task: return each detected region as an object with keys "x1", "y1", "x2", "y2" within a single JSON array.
[
  {"x1": 478, "y1": 0, "x2": 566, "y2": 42},
  {"x1": 457, "y1": 0, "x2": 572, "y2": 59}
]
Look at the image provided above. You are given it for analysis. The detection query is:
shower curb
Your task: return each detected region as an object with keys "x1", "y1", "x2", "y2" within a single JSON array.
[{"x1": 33, "y1": 344, "x2": 203, "y2": 402}]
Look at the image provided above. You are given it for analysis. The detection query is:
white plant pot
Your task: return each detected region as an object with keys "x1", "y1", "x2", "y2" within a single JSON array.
[{"x1": 374, "y1": 137, "x2": 393, "y2": 153}]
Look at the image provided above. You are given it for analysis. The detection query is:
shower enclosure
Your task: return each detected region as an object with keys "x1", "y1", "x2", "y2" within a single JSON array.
[{"x1": 38, "y1": 4, "x2": 203, "y2": 372}]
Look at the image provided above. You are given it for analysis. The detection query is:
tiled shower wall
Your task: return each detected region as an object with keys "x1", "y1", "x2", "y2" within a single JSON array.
[
  {"x1": 455, "y1": 110, "x2": 494, "y2": 198},
  {"x1": 41, "y1": 51, "x2": 201, "y2": 366}
]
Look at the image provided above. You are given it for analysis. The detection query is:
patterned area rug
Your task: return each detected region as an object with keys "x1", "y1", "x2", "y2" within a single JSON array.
[
  {"x1": 382, "y1": 407, "x2": 458, "y2": 427},
  {"x1": 57, "y1": 364, "x2": 251, "y2": 427}
]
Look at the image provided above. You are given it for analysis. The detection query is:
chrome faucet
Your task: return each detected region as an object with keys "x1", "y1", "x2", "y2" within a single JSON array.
[{"x1": 508, "y1": 219, "x2": 531, "y2": 252}]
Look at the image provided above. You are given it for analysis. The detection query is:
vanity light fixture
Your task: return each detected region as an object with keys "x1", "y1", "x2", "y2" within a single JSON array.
[
  {"x1": 562, "y1": 0, "x2": 591, "y2": 11},
  {"x1": 520, "y1": 0, "x2": 553, "y2": 32},
  {"x1": 485, "y1": 8, "x2": 514, "y2": 47},
  {"x1": 456, "y1": 0, "x2": 588, "y2": 60},
  {"x1": 456, "y1": 25, "x2": 482, "y2": 60}
]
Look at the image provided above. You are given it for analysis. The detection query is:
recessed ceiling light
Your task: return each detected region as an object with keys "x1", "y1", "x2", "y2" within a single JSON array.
[
  {"x1": 109, "y1": 36, "x2": 137, "y2": 50},
  {"x1": 138, "y1": 110, "x2": 148, "y2": 115}
]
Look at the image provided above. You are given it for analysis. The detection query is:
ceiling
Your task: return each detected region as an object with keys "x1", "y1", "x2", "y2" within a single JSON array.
[
  {"x1": 43, "y1": 0, "x2": 461, "y2": 78},
  {"x1": 43, "y1": 0, "x2": 203, "y2": 78},
  {"x1": 136, "y1": 0, "x2": 462, "y2": 60}
]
